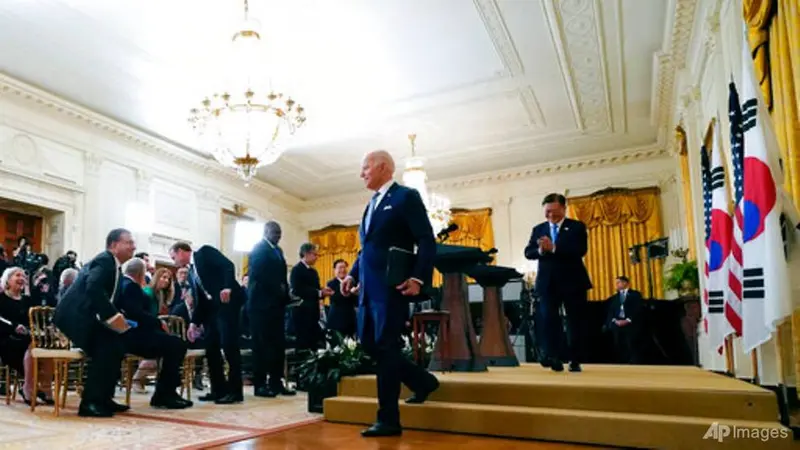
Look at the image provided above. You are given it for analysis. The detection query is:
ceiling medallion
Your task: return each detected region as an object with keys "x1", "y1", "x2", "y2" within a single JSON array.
[
  {"x1": 402, "y1": 134, "x2": 452, "y2": 234},
  {"x1": 188, "y1": 0, "x2": 305, "y2": 185}
]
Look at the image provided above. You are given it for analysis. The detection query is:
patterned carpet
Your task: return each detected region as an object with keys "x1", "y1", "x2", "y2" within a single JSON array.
[{"x1": 0, "y1": 389, "x2": 322, "y2": 449}]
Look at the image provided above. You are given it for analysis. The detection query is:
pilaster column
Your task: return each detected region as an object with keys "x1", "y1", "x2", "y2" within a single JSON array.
[
  {"x1": 81, "y1": 153, "x2": 104, "y2": 256},
  {"x1": 490, "y1": 196, "x2": 513, "y2": 267},
  {"x1": 197, "y1": 189, "x2": 222, "y2": 248},
  {"x1": 133, "y1": 169, "x2": 154, "y2": 251}
]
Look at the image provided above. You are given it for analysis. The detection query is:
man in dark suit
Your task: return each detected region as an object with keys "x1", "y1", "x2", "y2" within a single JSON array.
[
  {"x1": 54, "y1": 228, "x2": 136, "y2": 417},
  {"x1": 326, "y1": 259, "x2": 357, "y2": 338},
  {"x1": 290, "y1": 243, "x2": 333, "y2": 351},
  {"x1": 116, "y1": 257, "x2": 192, "y2": 409},
  {"x1": 169, "y1": 241, "x2": 243, "y2": 404},
  {"x1": 247, "y1": 220, "x2": 296, "y2": 397},
  {"x1": 341, "y1": 150, "x2": 440, "y2": 437},
  {"x1": 605, "y1": 275, "x2": 644, "y2": 364},
  {"x1": 524, "y1": 193, "x2": 592, "y2": 373}
]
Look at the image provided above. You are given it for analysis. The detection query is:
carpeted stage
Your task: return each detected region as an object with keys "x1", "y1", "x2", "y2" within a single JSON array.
[
  {"x1": 325, "y1": 364, "x2": 794, "y2": 449},
  {"x1": 0, "y1": 390, "x2": 321, "y2": 449}
]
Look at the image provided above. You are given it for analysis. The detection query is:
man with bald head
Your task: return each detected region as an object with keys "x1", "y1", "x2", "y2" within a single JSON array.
[
  {"x1": 247, "y1": 220, "x2": 296, "y2": 397},
  {"x1": 341, "y1": 150, "x2": 439, "y2": 437}
]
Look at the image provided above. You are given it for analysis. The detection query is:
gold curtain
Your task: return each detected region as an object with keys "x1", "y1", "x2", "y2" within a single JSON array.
[
  {"x1": 567, "y1": 187, "x2": 664, "y2": 301},
  {"x1": 676, "y1": 125, "x2": 698, "y2": 260},
  {"x1": 743, "y1": 0, "x2": 800, "y2": 391},
  {"x1": 309, "y1": 225, "x2": 361, "y2": 305},
  {"x1": 433, "y1": 208, "x2": 495, "y2": 287}
]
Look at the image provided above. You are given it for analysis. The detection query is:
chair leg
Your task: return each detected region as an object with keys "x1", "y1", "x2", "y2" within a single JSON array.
[
  {"x1": 77, "y1": 360, "x2": 85, "y2": 395},
  {"x1": 53, "y1": 360, "x2": 61, "y2": 417},
  {"x1": 60, "y1": 361, "x2": 69, "y2": 409},
  {"x1": 124, "y1": 359, "x2": 134, "y2": 406},
  {"x1": 31, "y1": 358, "x2": 39, "y2": 412},
  {"x1": 4, "y1": 367, "x2": 10, "y2": 406}
]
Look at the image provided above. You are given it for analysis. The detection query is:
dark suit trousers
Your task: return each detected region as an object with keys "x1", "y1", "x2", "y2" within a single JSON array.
[
  {"x1": 249, "y1": 306, "x2": 286, "y2": 390},
  {"x1": 204, "y1": 304, "x2": 242, "y2": 397},
  {"x1": 293, "y1": 305, "x2": 321, "y2": 351},
  {"x1": 122, "y1": 328, "x2": 187, "y2": 394},
  {"x1": 611, "y1": 325, "x2": 639, "y2": 364},
  {"x1": 361, "y1": 304, "x2": 435, "y2": 427},
  {"x1": 539, "y1": 290, "x2": 587, "y2": 364},
  {"x1": 82, "y1": 323, "x2": 125, "y2": 404}
]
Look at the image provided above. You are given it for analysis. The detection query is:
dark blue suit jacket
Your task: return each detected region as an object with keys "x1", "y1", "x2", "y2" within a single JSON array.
[
  {"x1": 247, "y1": 239, "x2": 289, "y2": 311},
  {"x1": 350, "y1": 183, "x2": 435, "y2": 344},
  {"x1": 523, "y1": 218, "x2": 592, "y2": 296}
]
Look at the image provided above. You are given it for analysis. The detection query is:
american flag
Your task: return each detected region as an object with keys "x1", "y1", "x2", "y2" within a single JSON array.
[
  {"x1": 701, "y1": 144, "x2": 712, "y2": 334},
  {"x1": 727, "y1": 82, "x2": 744, "y2": 336}
]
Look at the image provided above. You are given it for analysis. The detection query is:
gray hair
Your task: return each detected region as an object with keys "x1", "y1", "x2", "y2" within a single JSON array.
[
  {"x1": 123, "y1": 257, "x2": 147, "y2": 280},
  {"x1": 59, "y1": 268, "x2": 79, "y2": 288},
  {"x1": 0, "y1": 267, "x2": 25, "y2": 291},
  {"x1": 299, "y1": 242, "x2": 316, "y2": 258}
]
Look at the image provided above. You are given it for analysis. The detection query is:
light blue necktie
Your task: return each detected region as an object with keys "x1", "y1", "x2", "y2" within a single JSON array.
[
  {"x1": 364, "y1": 192, "x2": 380, "y2": 231},
  {"x1": 550, "y1": 223, "x2": 559, "y2": 243}
]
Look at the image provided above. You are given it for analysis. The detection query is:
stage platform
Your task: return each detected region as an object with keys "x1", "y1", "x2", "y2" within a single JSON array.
[{"x1": 324, "y1": 364, "x2": 794, "y2": 449}]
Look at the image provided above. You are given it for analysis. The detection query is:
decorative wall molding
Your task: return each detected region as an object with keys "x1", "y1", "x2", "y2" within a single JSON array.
[
  {"x1": 0, "y1": 74, "x2": 303, "y2": 211},
  {"x1": 547, "y1": 0, "x2": 612, "y2": 132},
  {"x1": 654, "y1": 0, "x2": 699, "y2": 150},
  {"x1": 473, "y1": 0, "x2": 524, "y2": 77},
  {"x1": 304, "y1": 143, "x2": 668, "y2": 211}
]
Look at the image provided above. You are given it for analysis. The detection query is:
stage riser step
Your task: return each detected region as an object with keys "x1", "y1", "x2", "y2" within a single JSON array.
[
  {"x1": 339, "y1": 377, "x2": 778, "y2": 422},
  {"x1": 324, "y1": 396, "x2": 794, "y2": 450}
]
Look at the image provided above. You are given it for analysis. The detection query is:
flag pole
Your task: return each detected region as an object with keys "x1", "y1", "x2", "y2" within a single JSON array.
[
  {"x1": 750, "y1": 347, "x2": 759, "y2": 384},
  {"x1": 773, "y1": 325, "x2": 791, "y2": 426},
  {"x1": 724, "y1": 336, "x2": 735, "y2": 376}
]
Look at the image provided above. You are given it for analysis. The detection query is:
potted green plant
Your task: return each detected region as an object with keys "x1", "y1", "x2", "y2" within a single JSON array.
[
  {"x1": 296, "y1": 333, "x2": 372, "y2": 413},
  {"x1": 296, "y1": 330, "x2": 438, "y2": 413},
  {"x1": 664, "y1": 248, "x2": 699, "y2": 297}
]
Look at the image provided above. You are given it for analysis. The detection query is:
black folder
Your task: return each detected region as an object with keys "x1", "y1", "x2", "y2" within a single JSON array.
[{"x1": 386, "y1": 246, "x2": 416, "y2": 287}]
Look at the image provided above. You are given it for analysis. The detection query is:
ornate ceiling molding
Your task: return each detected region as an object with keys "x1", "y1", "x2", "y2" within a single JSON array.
[
  {"x1": 653, "y1": 0, "x2": 699, "y2": 151},
  {"x1": 303, "y1": 143, "x2": 668, "y2": 211},
  {"x1": 0, "y1": 73, "x2": 304, "y2": 211},
  {"x1": 473, "y1": 0, "x2": 524, "y2": 77},
  {"x1": 547, "y1": 0, "x2": 612, "y2": 132}
]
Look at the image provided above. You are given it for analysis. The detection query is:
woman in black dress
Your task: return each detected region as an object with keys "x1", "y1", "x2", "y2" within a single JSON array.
[{"x1": 0, "y1": 267, "x2": 54, "y2": 404}]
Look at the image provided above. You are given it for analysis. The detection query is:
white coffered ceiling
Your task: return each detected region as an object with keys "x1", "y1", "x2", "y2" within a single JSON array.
[{"x1": 0, "y1": 0, "x2": 678, "y2": 200}]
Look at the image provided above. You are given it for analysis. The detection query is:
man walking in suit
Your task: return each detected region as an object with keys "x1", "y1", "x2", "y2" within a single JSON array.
[
  {"x1": 605, "y1": 275, "x2": 644, "y2": 364},
  {"x1": 290, "y1": 243, "x2": 333, "y2": 351},
  {"x1": 247, "y1": 221, "x2": 296, "y2": 397},
  {"x1": 115, "y1": 257, "x2": 192, "y2": 409},
  {"x1": 169, "y1": 242, "x2": 244, "y2": 404},
  {"x1": 55, "y1": 228, "x2": 135, "y2": 417},
  {"x1": 341, "y1": 150, "x2": 440, "y2": 437},
  {"x1": 524, "y1": 193, "x2": 592, "y2": 372}
]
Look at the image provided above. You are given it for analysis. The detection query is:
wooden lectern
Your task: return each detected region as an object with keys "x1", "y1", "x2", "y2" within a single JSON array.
[
  {"x1": 467, "y1": 265, "x2": 522, "y2": 367},
  {"x1": 428, "y1": 244, "x2": 492, "y2": 372}
]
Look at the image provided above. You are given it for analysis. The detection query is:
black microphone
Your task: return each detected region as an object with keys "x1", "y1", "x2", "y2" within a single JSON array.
[{"x1": 437, "y1": 223, "x2": 459, "y2": 241}]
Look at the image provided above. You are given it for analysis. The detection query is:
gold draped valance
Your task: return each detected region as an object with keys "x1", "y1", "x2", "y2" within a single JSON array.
[
  {"x1": 568, "y1": 187, "x2": 664, "y2": 301},
  {"x1": 309, "y1": 225, "x2": 361, "y2": 303},
  {"x1": 434, "y1": 208, "x2": 495, "y2": 286}
]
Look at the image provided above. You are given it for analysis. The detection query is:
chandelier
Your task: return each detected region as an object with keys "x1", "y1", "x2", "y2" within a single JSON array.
[
  {"x1": 402, "y1": 134, "x2": 452, "y2": 234},
  {"x1": 188, "y1": 0, "x2": 306, "y2": 184}
]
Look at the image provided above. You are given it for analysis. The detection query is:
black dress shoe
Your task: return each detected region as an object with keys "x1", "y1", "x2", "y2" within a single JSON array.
[
  {"x1": 106, "y1": 400, "x2": 130, "y2": 413},
  {"x1": 214, "y1": 393, "x2": 243, "y2": 404},
  {"x1": 254, "y1": 387, "x2": 277, "y2": 398},
  {"x1": 569, "y1": 362, "x2": 582, "y2": 372},
  {"x1": 37, "y1": 392, "x2": 55, "y2": 406},
  {"x1": 193, "y1": 379, "x2": 205, "y2": 391},
  {"x1": 78, "y1": 402, "x2": 114, "y2": 418},
  {"x1": 361, "y1": 423, "x2": 402, "y2": 437},
  {"x1": 405, "y1": 377, "x2": 440, "y2": 404},
  {"x1": 151, "y1": 394, "x2": 193, "y2": 409},
  {"x1": 198, "y1": 393, "x2": 221, "y2": 402},
  {"x1": 550, "y1": 360, "x2": 564, "y2": 372},
  {"x1": 277, "y1": 386, "x2": 297, "y2": 396},
  {"x1": 539, "y1": 358, "x2": 552, "y2": 369}
]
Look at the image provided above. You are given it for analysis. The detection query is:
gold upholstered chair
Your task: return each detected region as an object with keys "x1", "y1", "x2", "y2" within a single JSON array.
[
  {"x1": 159, "y1": 315, "x2": 205, "y2": 401},
  {"x1": 27, "y1": 306, "x2": 84, "y2": 416}
]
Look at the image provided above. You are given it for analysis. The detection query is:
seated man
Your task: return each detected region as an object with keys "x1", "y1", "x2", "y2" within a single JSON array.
[{"x1": 116, "y1": 257, "x2": 192, "y2": 409}]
